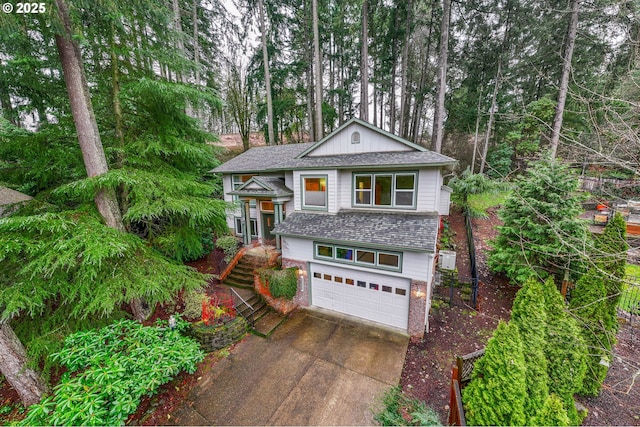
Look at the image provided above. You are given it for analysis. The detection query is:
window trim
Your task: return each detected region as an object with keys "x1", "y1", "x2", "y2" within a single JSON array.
[
  {"x1": 313, "y1": 242, "x2": 402, "y2": 272},
  {"x1": 352, "y1": 172, "x2": 417, "y2": 209},
  {"x1": 231, "y1": 174, "x2": 257, "y2": 207},
  {"x1": 301, "y1": 174, "x2": 329, "y2": 211},
  {"x1": 234, "y1": 216, "x2": 258, "y2": 237}
]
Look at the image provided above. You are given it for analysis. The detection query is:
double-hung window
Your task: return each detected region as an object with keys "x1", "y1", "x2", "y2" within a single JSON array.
[
  {"x1": 353, "y1": 172, "x2": 416, "y2": 208},
  {"x1": 302, "y1": 175, "x2": 328, "y2": 210}
]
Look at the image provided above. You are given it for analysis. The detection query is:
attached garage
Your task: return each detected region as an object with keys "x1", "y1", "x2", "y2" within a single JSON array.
[{"x1": 309, "y1": 263, "x2": 410, "y2": 330}]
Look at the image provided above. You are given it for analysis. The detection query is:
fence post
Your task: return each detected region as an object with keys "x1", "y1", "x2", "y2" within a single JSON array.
[{"x1": 448, "y1": 365, "x2": 466, "y2": 426}]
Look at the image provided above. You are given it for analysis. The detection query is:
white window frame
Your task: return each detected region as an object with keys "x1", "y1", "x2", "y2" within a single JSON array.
[
  {"x1": 234, "y1": 217, "x2": 258, "y2": 237},
  {"x1": 301, "y1": 175, "x2": 328, "y2": 211},
  {"x1": 352, "y1": 172, "x2": 417, "y2": 209},
  {"x1": 313, "y1": 242, "x2": 402, "y2": 272},
  {"x1": 231, "y1": 174, "x2": 256, "y2": 207}
]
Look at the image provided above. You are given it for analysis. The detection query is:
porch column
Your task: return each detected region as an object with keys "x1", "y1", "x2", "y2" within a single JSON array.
[
  {"x1": 273, "y1": 202, "x2": 283, "y2": 250},
  {"x1": 242, "y1": 199, "x2": 251, "y2": 246}
]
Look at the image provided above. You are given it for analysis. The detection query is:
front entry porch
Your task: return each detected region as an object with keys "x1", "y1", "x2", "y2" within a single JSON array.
[{"x1": 228, "y1": 176, "x2": 292, "y2": 249}]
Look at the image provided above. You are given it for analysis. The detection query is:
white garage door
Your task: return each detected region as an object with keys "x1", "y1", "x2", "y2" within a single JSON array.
[{"x1": 310, "y1": 263, "x2": 410, "y2": 330}]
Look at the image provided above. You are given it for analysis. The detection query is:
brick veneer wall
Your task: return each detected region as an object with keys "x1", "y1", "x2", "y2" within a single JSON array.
[
  {"x1": 408, "y1": 280, "x2": 428, "y2": 339},
  {"x1": 281, "y1": 258, "x2": 310, "y2": 307}
]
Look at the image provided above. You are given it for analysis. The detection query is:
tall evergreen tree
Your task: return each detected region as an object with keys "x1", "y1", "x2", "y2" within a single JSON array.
[{"x1": 488, "y1": 156, "x2": 588, "y2": 284}]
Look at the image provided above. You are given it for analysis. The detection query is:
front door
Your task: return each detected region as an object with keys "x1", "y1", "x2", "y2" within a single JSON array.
[{"x1": 261, "y1": 212, "x2": 275, "y2": 241}]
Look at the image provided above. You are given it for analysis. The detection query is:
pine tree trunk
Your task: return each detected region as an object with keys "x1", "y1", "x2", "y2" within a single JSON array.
[
  {"x1": 471, "y1": 91, "x2": 483, "y2": 173},
  {"x1": 312, "y1": 0, "x2": 323, "y2": 140},
  {"x1": 0, "y1": 322, "x2": 48, "y2": 406},
  {"x1": 258, "y1": 0, "x2": 275, "y2": 145},
  {"x1": 360, "y1": 0, "x2": 369, "y2": 121},
  {"x1": 479, "y1": 59, "x2": 502, "y2": 175},
  {"x1": 56, "y1": 0, "x2": 150, "y2": 321},
  {"x1": 431, "y1": 0, "x2": 450, "y2": 153},
  {"x1": 389, "y1": 10, "x2": 399, "y2": 133},
  {"x1": 550, "y1": 0, "x2": 580, "y2": 159},
  {"x1": 399, "y1": 0, "x2": 412, "y2": 138},
  {"x1": 55, "y1": 0, "x2": 125, "y2": 233}
]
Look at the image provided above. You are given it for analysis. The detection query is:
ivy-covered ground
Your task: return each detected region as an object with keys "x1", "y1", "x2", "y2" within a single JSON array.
[{"x1": 400, "y1": 207, "x2": 640, "y2": 426}]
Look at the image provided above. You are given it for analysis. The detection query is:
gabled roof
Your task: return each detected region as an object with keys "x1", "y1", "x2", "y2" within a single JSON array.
[
  {"x1": 210, "y1": 142, "x2": 314, "y2": 174},
  {"x1": 210, "y1": 119, "x2": 457, "y2": 174},
  {"x1": 296, "y1": 117, "x2": 426, "y2": 158},
  {"x1": 279, "y1": 150, "x2": 456, "y2": 171},
  {"x1": 273, "y1": 210, "x2": 439, "y2": 252},
  {"x1": 229, "y1": 176, "x2": 293, "y2": 198}
]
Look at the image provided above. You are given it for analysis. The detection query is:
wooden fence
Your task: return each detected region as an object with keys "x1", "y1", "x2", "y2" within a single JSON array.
[
  {"x1": 448, "y1": 348, "x2": 486, "y2": 426},
  {"x1": 579, "y1": 177, "x2": 639, "y2": 192},
  {"x1": 448, "y1": 366, "x2": 466, "y2": 426}
]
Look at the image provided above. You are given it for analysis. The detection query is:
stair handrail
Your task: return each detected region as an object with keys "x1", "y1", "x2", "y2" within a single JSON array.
[{"x1": 230, "y1": 287, "x2": 254, "y2": 312}]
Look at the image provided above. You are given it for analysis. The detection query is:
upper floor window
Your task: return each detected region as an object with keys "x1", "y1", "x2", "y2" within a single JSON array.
[
  {"x1": 353, "y1": 172, "x2": 416, "y2": 209},
  {"x1": 351, "y1": 131, "x2": 361, "y2": 144},
  {"x1": 302, "y1": 175, "x2": 328, "y2": 210},
  {"x1": 232, "y1": 174, "x2": 256, "y2": 206}
]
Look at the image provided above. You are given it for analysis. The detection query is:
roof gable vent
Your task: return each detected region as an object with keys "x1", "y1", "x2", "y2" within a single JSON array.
[{"x1": 351, "y1": 131, "x2": 361, "y2": 144}]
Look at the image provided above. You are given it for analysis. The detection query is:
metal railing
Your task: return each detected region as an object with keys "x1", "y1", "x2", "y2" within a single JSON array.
[
  {"x1": 465, "y1": 211, "x2": 479, "y2": 308},
  {"x1": 230, "y1": 287, "x2": 256, "y2": 326}
]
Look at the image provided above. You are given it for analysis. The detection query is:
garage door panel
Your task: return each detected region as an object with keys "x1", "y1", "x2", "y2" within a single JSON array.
[{"x1": 310, "y1": 263, "x2": 409, "y2": 330}]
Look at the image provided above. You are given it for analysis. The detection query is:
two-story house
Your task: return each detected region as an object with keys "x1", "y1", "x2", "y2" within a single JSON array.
[{"x1": 211, "y1": 118, "x2": 456, "y2": 338}]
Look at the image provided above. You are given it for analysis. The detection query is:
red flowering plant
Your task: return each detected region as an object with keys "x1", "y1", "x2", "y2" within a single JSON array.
[{"x1": 201, "y1": 295, "x2": 236, "y2": 325}]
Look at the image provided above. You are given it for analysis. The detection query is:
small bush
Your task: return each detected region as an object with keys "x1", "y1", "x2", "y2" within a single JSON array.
[
  {"x1": 374, "y1": 386, "x2": 440, "y2": 426},
  {"x1": 215, "y1": 235, "x2": 239, "y2": 262},
  {"x1": 264, "y1": 268, "x2": 298, "y2": 300},
  {"x1": 182, "y1": 289, "x2": 207, "y2": 320}
]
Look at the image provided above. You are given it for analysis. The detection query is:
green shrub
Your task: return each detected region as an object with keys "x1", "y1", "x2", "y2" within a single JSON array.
[
  {"x1": 542, "y1": 278, "x2": 587, "y2": 425},
  {"x1": 462, "y1": 321, "x2": 527, "y2": 426},
  {"x1": 510, "y1": 278, "x2": 550, "y2": 422},
  {"x1": 182, "y1": 289, "x2": 207, "y2": 320},
  {"x1": 374, "y1": 386, "x2": 440, "y2": 426},
  {"x1": 266, "y1": 268, "x2": 298, "y2": 300},
  {"x1": 569, "y1": 268, "x2": 610, "y2": 396},
  {"x1": 215, "y1": 235, "x2": 239, "y2": 263},
  {"x1": 530, "y1": 394, "x2": 570, "y2": 426},
  {"x1": 20, "y1": 318, "x2": 204, "y2": 426}
]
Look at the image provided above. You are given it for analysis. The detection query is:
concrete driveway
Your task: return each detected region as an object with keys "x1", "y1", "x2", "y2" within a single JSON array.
[{"x1": 169, "y1": 308, "x2": 409, "y2": 426}]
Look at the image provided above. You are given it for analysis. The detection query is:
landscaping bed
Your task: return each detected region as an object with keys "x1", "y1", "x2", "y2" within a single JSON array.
[{"x1": 400, "y1": 206, "x2": 640, "y2": 426}]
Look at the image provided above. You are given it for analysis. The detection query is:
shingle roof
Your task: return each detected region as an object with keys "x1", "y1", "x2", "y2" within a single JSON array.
[
  {"x1": 280, "y1": 150, "x2": 456, "y2": 170},
  {"x1": 210, "y1": 143, "x2": 315, "y2": 173},
  {"x1": 212, "y1": 145, "x2": 455, "y2": 173},
  {"x1": 273, "y1": 210, "x2": 439, "y2": 252},
  {"x1": 229, "y1": 176, "x2": 293, "y2": 198}
]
